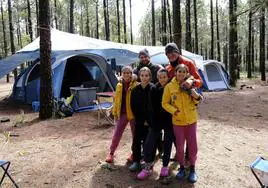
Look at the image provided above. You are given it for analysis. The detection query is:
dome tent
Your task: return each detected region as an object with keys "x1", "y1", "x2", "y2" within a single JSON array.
[{"x1": 0, "y1": 29, "x2": 229, "y2": 104}]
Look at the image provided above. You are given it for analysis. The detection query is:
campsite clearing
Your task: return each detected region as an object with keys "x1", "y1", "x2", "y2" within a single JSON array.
[{"x1": 0, "y1": 77, "x2": 268, "y2": 188}]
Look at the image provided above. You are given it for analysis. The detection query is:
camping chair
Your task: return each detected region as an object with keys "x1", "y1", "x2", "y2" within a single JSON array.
[
  {"x1": 249, "y1": 156, "x2": 268, "y2": 188},
  {"x1": 95, "y1": 92, "x2": 115, "y2": 126},
  {"x1": 0, "y1": 160, "x2": 19, "y2": 188}
]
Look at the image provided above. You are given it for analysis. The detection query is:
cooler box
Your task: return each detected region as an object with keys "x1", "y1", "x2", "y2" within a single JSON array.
[{"x1": 70, "y1": 87, "x2": 97, "y2": 109}]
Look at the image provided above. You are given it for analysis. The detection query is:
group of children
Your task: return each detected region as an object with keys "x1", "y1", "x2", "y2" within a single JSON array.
[{"x1": 105, "y1": 44, "x2": 203, "y2": 184}]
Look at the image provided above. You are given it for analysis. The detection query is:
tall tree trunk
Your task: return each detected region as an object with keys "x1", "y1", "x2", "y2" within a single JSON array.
[
  {"x1": 210, "y1": 0, "x2": 214, "y2": 59},
  {"x1": 69, "y1": 0, "x2": 74, "y2": 33},
  {"x1": 224, "y1": 24, "x2": 228, "y2": 71},
  {"x1": 54, "y1": 0, "x2": 58, "y2": 29},
  {"x1": 27, "y1": 0, "x2": 33, "y2": 41},
  {"x1": 216, "y1": 0, "x2": 220, "y2": 61},
  {"x1": 80, "y1": 5, "x2": 83, "y2": 35},
  {"x1": 247, "y1": 8, "x2": 252, "y2": 78},
  {"x1": 39, "y1": 0, "x2": 52, "y2": 119},
  {"x1": 185, "y1": 0, "x2": 191, "y2": 51},
  {"x1": 95, "y1": 0, "x2": 99, "y2": 39},
  {"x1": 123, "y1": 0, "x2": 127, "y2": 43},
  {"x1": 86, "y1": 1, "x2": 90, "y2": 37},
  {"x1": 16, "y1": 5, "x2": 23, "y2": 49},
  {"x1": 1, "y1": 0, "x2": 7, "y2": 57},
  {"x1": 172, "y1": 0, "x2": 181, "y2": 53},
  {"x1": 8, "y1": 0, "x2": 17, "y2": 79},
  {"x1": 161, "y1": 0, "x2": 167, "y2": 45},
  {"x1": 229, "y1": 0, "x2": 238, "y2": 86},
  {"x1": 129, "y1": 0, "x2": 133, "y2": 44},
  {"x1": 1, "y1": 0, "x2": 9, "y2": 82},
  {"x1": 259, "y1": 7, "x2": 266, "y2": 81},
  {"x1": 167, "y1": 0, "x2": 172, "y2": 42},
  {"x1": 116, "y1": 0, "x2": 121, "y2": 42},
  {"x1": 35, "y1": 0, "x2": 39, "y2": 37},
  {"x1": 103, "y1": 0, "x2": 110, "y2": 41},
  {"x1": 193, "y1": 0, "x2": 198, "y2": 54},
  {"x1": 159, "y1": 16, "x2": 162, "y2": 43},
  {"x1": 252, "y1": 29, "x2": 254, "y2": 73},
  {"x1": 151, "y1": 0, "x2": 156, "y2": 46}
]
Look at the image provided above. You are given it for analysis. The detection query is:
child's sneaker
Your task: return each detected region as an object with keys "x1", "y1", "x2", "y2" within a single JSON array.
[
  {"x1": 129, "y1": 162, "x2": 140, "y2": 172},
  {"x1": 127, "y1": 153, "x2": 134, "y2": 163},
  {"x1": 176, "y1": 167, "x2": 185, "y2": 180},
  {"x1": 160, "y1": 167, "x2": 169, "y2": 177},
  {"x1": 188, "y1": 170, "x2": 198, "y2": 183},
  {"x1": 105, "y1": 154, "x2": 114, "y2": 163},
  {"x1": 137, "y1": 169, "x2": 152, "y2": 180}
]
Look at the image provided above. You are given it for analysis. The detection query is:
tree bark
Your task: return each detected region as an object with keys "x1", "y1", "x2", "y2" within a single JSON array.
[
  {"x1": 185, "y1": 0, "x2": 191, "y2": 51},
  {"x1": 172, "y1": 0, "x2": 181, "y2": 53},
  {"x1": 129, "y1": 0, "x2": 133, "y2": 44},
  {"x1": 16, "y1": 4, "x2": 23, "y2": 49},
  {"x1": 85, "y1": 1, "x2": 90, "y2": 37},
  {"x1": 229, "y1": 0, "x2": 238, "y2": 86},
  {"x1": 259, "y1": 7, "x2": 265, "y2": 81},
  {"x1": 252, "y1": 29, "x2": 254, "y2": 72},
  {"x1": 8, "y1": 0, "x2": 17, "y2": 79},
  {"x1": 1, "y1": 0, "x2": 7, "y2": 57},
  {"x1": 69, "y1": 0, "x2": 74, "y2": 33},
  {"x1": 161, "y1": 0, "x2": 167, "y2": 45},
  {"x1": 166, "y1": 0, "x2": 172, "y2": 42},
  {"x1": 216, "y1": 0, "x2": 220, "y2": 61},
  {"x1": 95, "y1": 0, "x2": 99, "y2": 39},
  {"x1": 193, "y1": 0, "x2": 198, "y2": 54},
  {"x1": 151, "y1": 0, "x2": 156, "y2": 46},
  {"x1": 116, "y1": 0, "x2": 121, "y2": 42},
  {"x1": 54, "y1": 0, "x2": 58, "y2": 29},
  {"x1": 247, "y1": 8, "x2": 252, "y2": 78},
  {"x1": 123, "y1": 0, "x2": 127, "y2": 43},
  {"x1": 1, "y1": 0, "x2": 9, "y2": 82},
  {"x1": 35, "y1": 0, "x2": 39, "y2": 37},
  {"x1": 80, "y1": 5, "x2": 83, "y2": 35},
  {"x1": 27, "y1": 0, "x2": 33, "y2": 41},
  {"x1": 39, "y1": 0, "x2": 52, "y2": 119},
  {"x1": 103, "y1": 0, "x2": 110, "y2": 41},
  {"x1": 210, "y1": 0, "x2": 214, "y2": 59},
  {"x1": 224, "y1": 24, "x2": 228, "y2": 71}
]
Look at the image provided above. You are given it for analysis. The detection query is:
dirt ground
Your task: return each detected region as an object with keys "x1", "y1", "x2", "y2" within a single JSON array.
[{"x1": 0, "y1": 77, "x2": 268, "y2": 188}]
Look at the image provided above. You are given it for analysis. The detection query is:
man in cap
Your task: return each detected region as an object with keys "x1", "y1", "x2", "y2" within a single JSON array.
[
  {"x1": 133, "y1": 49, "x2": 163, "y2": 84},
  {"x1": 165, "y1": 43, "x2": 202, "y2": 89}
]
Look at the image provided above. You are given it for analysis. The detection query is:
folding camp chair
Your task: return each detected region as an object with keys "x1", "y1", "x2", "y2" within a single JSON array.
[
  {"x1": 96, "y1": 92, "x2": 115, "y2": 126},
  {"x1": 249, "y1": 156, "x2": 268, "y2": 188},
  {"x1": 0, "y1": 160, "x2": 19, "y2": 188}
]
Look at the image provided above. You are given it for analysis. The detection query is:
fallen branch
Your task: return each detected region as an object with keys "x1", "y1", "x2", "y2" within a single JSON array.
[{"x1": 224, "y1": 146, "x2": 232, "y2": 152}]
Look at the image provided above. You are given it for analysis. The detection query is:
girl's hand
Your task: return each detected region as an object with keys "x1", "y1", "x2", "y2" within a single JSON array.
[
  {"x1": 190, "y1": 89, "x2": 200, "y2": 99},
  {"x1": 181, "y1": 79, "x2": 193, "y2": 89},
  {"x1": 174, "y1": 109, "x2": 180, "y2": 116}
]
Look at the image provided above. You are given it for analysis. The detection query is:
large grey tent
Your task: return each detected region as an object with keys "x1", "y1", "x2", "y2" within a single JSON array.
[{"x1": 0, "y1": 29, "x2": 206, "y2": 104}]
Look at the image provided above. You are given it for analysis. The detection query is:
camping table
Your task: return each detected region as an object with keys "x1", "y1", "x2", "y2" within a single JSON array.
[{"x1": 96, "y1": 92, "x2": 115, "y2": 126}]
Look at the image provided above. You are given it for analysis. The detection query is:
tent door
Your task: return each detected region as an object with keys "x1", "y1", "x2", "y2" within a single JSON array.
[
  {"x1": 25, "y1": 63, "x2": 40, "y2": 104},
  {"x1": 204, "y1": 63, "x2": 228, "y2": 90}
]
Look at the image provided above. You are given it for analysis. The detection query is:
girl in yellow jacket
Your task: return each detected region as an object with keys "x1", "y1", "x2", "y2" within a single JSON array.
[
  {"x1": 162, "y1": 64, "x2": 202, "y2": 183},
  {"x1": 105, "y1": 66, "x2": 138, "y2": 163}
]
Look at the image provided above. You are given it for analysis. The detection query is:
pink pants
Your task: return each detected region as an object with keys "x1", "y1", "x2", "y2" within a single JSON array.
[
  {"x1": 109, "y1": 113, "x2": 135, "y2": 155},
  {"x1": 173, "y1": 123, "x2": 198, "y2": 166}
]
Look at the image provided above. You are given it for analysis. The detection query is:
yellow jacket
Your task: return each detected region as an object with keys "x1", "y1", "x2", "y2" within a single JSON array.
[
  {"x1": 112, "y1": 78, "x2": 138, "y2": 120},
  {"x1": 162, "y1": 77, "x2": 200, "y2": 126}
]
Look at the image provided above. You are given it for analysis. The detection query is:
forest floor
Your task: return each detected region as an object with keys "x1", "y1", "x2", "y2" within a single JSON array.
[{"x1": 0, "y1": 77, "x2": 268, "y2": 188}]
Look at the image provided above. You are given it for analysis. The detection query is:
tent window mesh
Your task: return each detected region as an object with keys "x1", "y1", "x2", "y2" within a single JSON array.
[
  {"x1": 28, "y1": 64, "x2": 40, "y2": 82},
  {"x1": 206, "y1": 64, "x2": 222, "y2": 82}
]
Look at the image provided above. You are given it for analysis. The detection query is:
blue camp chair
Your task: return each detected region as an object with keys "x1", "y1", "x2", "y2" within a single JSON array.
[
  {"x1": 250, "y1": 156, "x2": 268, "y2": 188},
  {"x1": 0, "y1": 160, "x2": 19, "y2": 188}
]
